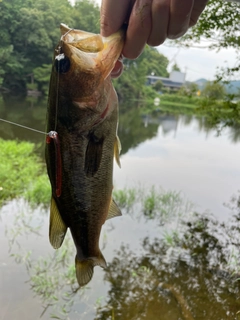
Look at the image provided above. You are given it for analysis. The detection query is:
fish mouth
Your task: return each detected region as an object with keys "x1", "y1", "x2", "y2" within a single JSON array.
[
  {"x1": 60, "y1": 23, "x2": 105, "y2": 54},
  {"x1": 57, "y1": 24, "x2": 124, "y2": 79},
  {"x1": 60, "y1": 23, "x2": 124, "y2": 54}
]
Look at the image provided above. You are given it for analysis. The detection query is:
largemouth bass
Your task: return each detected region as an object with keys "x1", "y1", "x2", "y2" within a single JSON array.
[{"x1": 45, "y1": 24, "x2": 124, "y2": 286}]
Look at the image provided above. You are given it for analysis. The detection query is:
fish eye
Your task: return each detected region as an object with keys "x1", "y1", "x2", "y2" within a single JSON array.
[{"x1": 55, "y1": 53, "x2": 70, "y2": 73}]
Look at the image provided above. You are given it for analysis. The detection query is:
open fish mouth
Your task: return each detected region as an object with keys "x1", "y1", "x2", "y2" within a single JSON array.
[
  {"x1": 53, "y1": 24, "x2": 106, "y2": 76},
  {"x1": 56, "y1": 24, "x2": 124, "y2": 78},
  {"x1": 60, "y1": 23, "x2": 105, "y2": 54},
  {"x1": 59, "y1": 23, "x2": 124, "y2": 56}
]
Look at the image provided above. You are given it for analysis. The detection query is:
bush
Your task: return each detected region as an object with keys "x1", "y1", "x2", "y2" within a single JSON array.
[{"x1": 161, "y1": 93, "x2": 199, "y2": 104}]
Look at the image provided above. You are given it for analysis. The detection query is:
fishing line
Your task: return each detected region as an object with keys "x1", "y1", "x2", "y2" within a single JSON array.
[
  {"x1": 0, "y1": 28, "x2": 76, "y2": 197},
  {"x1": 0, "y1": 45, "x2": 63, "y2": 136},
  {"x1": 55, "y1": 45, "x2": 61, "y2": 132},
  {"x1": 0, "y1": 118, "x2": 47, "y2": 135},
  {"x1": 0, "y1": 29, "x2": 75, "y2": 137},
  {"x1": 0, "y1": 48, "x2": 61, "y2": 136},
  {"x1": 53, "y1": 28, "x2": 73, "y2": 131}
]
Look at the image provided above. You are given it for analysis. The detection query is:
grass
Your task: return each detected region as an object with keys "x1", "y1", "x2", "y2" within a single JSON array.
[
  {"x1": 113, "y1": 185, "x2": 194, "y2": 226},
  {"x1": 113, "y1": 187, "x2": 137, "y2": 213},
  {"x1": 28, "y1": 236, "x2": 83, "y2": 319},
  {"x1": 160, "y1": 100, "x2": 197, "y2": 108},
  {"x1": 0, "y1": 139, "x2": 50, "y2": 207}
]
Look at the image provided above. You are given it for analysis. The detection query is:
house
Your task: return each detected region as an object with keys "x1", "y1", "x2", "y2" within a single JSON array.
[{"x1": 146, "y1": 71, "x2": 186, "y2": 90}]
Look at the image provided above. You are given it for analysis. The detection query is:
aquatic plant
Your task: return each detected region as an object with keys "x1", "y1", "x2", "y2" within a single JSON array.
[
  {"x1": 2, "y1": 176, "x2": 240, "y2": 319},
  {"x1": 113, "y1": 187, "x2": 137, "y2": 213}
]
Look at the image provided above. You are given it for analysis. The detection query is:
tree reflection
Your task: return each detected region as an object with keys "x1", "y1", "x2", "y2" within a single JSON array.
[
  {"x1": 118, "y1": 108, "x2": 159, "y2": 155},
  {"x1": 227, "y1": 123, "x2": 240, "y2": 144},
  {"x1": 1, "y1": 95, "x2": 240, "y2": 156},
  {"x1": 1, "y1": 185, "x2": 240, "y2": 319},
  {"x1": 1, "y1": 200, "x2": 89, "y2": 319},
  {"x1": 96, "y1": 198, "x2": 240, "y2": 320},
  {"x1": 0, "y1": 94, "x2": 47, "y2": 144}
]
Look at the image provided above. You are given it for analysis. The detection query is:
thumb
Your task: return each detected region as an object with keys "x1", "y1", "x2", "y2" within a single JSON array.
[{"x1": 100, "y1": 0, "x2": 132, "y2": 37}]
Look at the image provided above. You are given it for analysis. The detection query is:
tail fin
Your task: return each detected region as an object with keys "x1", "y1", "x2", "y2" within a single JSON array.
[{"x1": 75, "y1": 252, "x2": 107, "y2": 287}]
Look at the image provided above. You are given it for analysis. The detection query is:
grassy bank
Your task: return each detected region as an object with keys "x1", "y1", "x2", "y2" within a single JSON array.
[
  {"x1": 0, "y1": 139, "x2": 50, "y2": 207},
  {"x1": 160, "y1": 100, "x2": 197, "y2": 108}
]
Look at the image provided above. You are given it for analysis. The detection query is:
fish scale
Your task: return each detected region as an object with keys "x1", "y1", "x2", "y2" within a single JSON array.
[{"x1": 45, "y1": 24, "x2": 124, "y2": 286}]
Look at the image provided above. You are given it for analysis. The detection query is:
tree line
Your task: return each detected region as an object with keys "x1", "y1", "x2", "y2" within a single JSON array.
[
  {"x1": 0, "y1": 0, "x2": 100, "y2": 92},
  {"x1": 0, "y1": 0, "x2": 239, "y2": 102},
  {"x1": 0, "y1": 0, "x2": 169, "y2": 101}
]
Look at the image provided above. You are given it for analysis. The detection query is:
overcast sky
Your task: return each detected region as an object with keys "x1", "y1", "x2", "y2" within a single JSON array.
[
  {"x1": 70, "y1": 0, "x2": 238, "y2": 82},
  {"x1": 158, "y1": 44, "x2": 238, "y2": 82}
]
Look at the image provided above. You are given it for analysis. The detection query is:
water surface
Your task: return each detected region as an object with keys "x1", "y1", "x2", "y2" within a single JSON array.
[{"x1": 0, "y1": 96, "x2": 240, "y2": 319}]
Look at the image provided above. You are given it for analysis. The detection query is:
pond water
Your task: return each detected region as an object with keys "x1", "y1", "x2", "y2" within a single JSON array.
[{"x1": 0, "y1": 95, "x2": 240, "y2": 319}]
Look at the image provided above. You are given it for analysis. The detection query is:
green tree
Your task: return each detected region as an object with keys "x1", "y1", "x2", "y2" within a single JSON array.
[
  {"x1": 33, "y1": 64, "x2": 52, "y2": 95},
  {"x1": 180, "y1": 0, "x2": 240, "y2": 50},
  {"x1": 0, "y1": 0, "x2": 99, "y2": 93},
  {"x1": 171, "y1": 63, "x2": 181, "y2": 72},
  {"x1": 175, "y1": 0, "x2": 240, "y2": 79},
  {"x1": 143, "y1": 46, "x2": 169, "y2": 77},
  {"x1": 153, "y1": 80, "x2": 164, "y2": 92},
  {"x1": 178, "y1": 82, "x2": 198, "y2": 97},
  {"x1": 0, "y1": 0, "x2": 31, "y2": 90},
  {"x1": 114, "y1": 60, "x2": 147, "y2": 104},
  {"x1": 0, "y1": 0, "x2": 170, "y2": 97},
  {"x1": 114, "y1": 46, "x2": 168, "y2": 103},
  {"x1": 72, "y1": 0, "x2": 100, "y2": 33},
  {"x1": 202, "y1": 81, "x2": 226, "y2": 100}
]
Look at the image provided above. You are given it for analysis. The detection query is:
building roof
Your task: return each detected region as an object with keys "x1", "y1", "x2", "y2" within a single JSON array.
[{"x1": 146, "y1": 75, "x2": 184, "y2": 89}]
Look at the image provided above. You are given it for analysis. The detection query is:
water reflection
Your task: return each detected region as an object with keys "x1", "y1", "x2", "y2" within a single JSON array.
[
  {"x1": 1, "y1": 95, "x2": 240, "y2": 319},
  {"x1": 1, "y1": 200, "x2": 88, "y2": 320},
  {"x1": 1, "y1": 189, "x2": 240, "y2": 319},
  {"x1": 0, "y1": 95, "x2": 46, "y2": 144},
  {"x1": 97, "y1": 193, "x2": 240, "y2": 320},
  {"x1": 1, "y1": 95, "x2": 240, "y2": 156}
]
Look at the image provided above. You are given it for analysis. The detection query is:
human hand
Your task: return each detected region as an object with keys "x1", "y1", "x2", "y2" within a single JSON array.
[{"x1": 101, "y1": 0, "x2": 208, "y2": 65}]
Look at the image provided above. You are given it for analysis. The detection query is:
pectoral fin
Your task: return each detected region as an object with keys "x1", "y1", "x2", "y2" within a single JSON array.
[
  {"x1": 49, "y1": 197, "x2": 67, "y2": 249},
  {"x1": 106, "y1": 198, "x2": 122, "y2": 220},
  {"x1": 85, "y1": 133, "x2": 104, "y2": 177},
  {"x1": 114, "y1": 135, "x2": 121, "y2": 168}
]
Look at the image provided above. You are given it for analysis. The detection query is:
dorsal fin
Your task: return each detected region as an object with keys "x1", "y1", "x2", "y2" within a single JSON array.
[
  {"x1": 106, "y1": 198, "x2": 122, "y2": 220},
  {"x1": 49, "y1": 197, "x2": 68, "y2": 249}
]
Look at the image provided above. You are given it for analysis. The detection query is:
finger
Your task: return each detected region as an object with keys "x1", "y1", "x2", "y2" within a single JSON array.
[
  {"x1": 168, "y1": 0, "x2": 194, "y2": 39},
  {"x1": 100, "y1": 0, "x2": 132, "y2": 37},
  {"x1": 147, "y1": 0, "x2": 170, "y2": 46},
  {"x1": 189, "y1": 0, "x2": 209, "y2": 27},
  {"x1": 123, "y1": 0, "x2": 153, "y2": 59}
]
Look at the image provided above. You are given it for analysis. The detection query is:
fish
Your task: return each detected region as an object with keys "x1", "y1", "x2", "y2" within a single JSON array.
[{"x1": 45, "y1": 24, "x2": 124, "y2": 286}]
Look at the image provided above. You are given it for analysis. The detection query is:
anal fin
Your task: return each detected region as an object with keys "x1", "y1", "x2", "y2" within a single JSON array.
[
  {"x1": 49, "y1": 197, "x2": 67, "y2": 249},
  {"x1": 106, "y1": 198, "x2": 122, "y2": 220}
]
